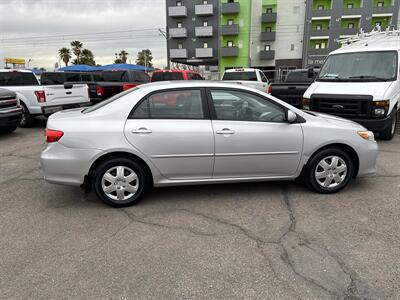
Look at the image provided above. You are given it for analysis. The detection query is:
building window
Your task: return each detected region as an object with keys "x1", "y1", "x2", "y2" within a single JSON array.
[
  {"x1": 203, "y1": 42, "x2": 208, "y2": 48},
  {"x1": 228, "y1": 0, "x2": 234, "y2": 3},
  {"x1": 177, "y1": 42, "x2": 183, "y2": 49},
  {"x1": 293, "y1": 6, "x2": 300, "y2": 14},
  {"x1": 264, "y1": 45, "x2": 271, "y2": 51},
  {"x1": 176, "y1": 1, "x2": 182, "y2": 6},
  {"x1": 266, "y1": 7, "x2": 273, "y2": 13},
  {"x1": 290, "y1": 44, "x2": 295, "y2": 51},
  {"x1": 203, "y1": 0, "x2": 208, "y2": 4},
  {"x1": 347, "y1": 3, "x2": 354, "y2": 8},
  {"x1": 348, "y1": 23, "x2": 355, "y2": 29},
  {"x1": 227, "y1": 19, "x2": 234, "y2": 25},
  {"x1": 227, "y1": 41, "x2": 234, "y2": 47},
  {"x1": 377, "y1": 1, "x2": 384, "y2": 7},
  {"x1": 203, "y1": 20, "x2": 208, "y2": 27},
  {"x1": 177, "y1": 22, "x2": 182, "y2": 28},
  {"x1": 265, "y1": 26, "x2": 272, "y2": 32},
  {"x1": 375, "y1": 21, "x2": 382, "y2": 26},
  {"x1": 317, "y1": 4, "x2": 324, "y2": 10},
  {"x1": 316, "y1": 24, "x2": 322, "y2": 30}
]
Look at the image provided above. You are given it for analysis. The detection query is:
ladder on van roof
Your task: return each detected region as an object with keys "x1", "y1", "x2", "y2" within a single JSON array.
[{"x1": 337, "y1": 26, "x2": 400, "y2": 46}]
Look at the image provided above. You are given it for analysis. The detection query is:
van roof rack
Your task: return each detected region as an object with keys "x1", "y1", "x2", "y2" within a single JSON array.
[{"x1": 337, "y1": 26, "x2": 400, "y2": 46}]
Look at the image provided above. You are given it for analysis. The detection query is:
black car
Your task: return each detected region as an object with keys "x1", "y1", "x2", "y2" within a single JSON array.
[{"x1": 0, "y1": 88, "x2": 22, "y2": 134}]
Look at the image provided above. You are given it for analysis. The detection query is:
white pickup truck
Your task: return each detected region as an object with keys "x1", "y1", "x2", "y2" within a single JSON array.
[
  {"x1": 221, "y1": 68, "x2": 270, "y2": 93},
  {"x1": 0, "y1": 69, "x2": 90, "y2": 127}
]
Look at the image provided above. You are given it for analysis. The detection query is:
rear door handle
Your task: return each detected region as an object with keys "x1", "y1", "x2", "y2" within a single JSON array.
[
  {"x1": 216, "y1": 128, "x2": 235, "y2": 135},
  {"x1": 132, "y1": 128, "x2": 152, "y2": 134}
]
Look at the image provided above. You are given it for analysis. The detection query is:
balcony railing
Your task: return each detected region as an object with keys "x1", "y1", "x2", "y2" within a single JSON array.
[
  {"x1": 169, "y1": 28, "x2": 187, "y2": 38},
  {"x1": 308, "y1": 48, "x2": 329, "y2": 55},
  {"x1": 196, "y1": 48, "x2": 213, "y2": 58},
  {"x1": 311, "y1": 9, "x2": 332, "y2": 17},
  {"x1": 372, "y1": 6, "x2": 394, "y2": 14},
  {"x1": 221, "y1": 2, "x2": 240, "y2": 14},
  {"x1": 168, "y1": 6, "x2": 187, "y2": 17},
  {"x1": 259, "y1": 50, "x2": 275, "y2": 60},
  {"x1": 195, "y1": 4, "x2": 213, "y2": 15},
  {"x1": 310, "y1": 29, "x2": 330, "y2": 36},
  {"x1": 260, "y1": 32, "x2": 276, "y2": 41},
  {"x1": 195, "y1": 26, "x2": 213, "y2": 37},
  {"x1": 261, "y1": 13, "x2": 277, "y2": 23},
  {"x1": 170, "y1": 49, "x2": 188, "y2": 59},
  {"x1": 342, "y1": 7, "x2": 363, "y2": 15},
  {"x1": 341, "y1": 28, "x2": 359, "y2": 35},
  {"x1": 221, "y1": 47, "x2": 239, "y2": 57},
  {"x1": 221, "y1": 24, "x2": 239, "y2": 35}
]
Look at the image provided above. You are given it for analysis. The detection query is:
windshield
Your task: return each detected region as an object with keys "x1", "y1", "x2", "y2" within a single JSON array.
[
  {"x1": 83, "y1": 87, "x2": 139, "y2": 113},
  {"x1": 222, "y1": 71, "x2": 258, "y2": 81},
  {"x1": 317, "y1": 51, "x2": 398, "y2": 82}
]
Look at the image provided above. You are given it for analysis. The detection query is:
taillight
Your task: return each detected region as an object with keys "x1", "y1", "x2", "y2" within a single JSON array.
[
  {"x1": 96, "y1": 86, "x2": 104, "y2": 97},
  {"x1": 35, "y1": 90, "x2": 46, "y2": 103},
  {"x1": 267, "y1": 85, "x2": 272, "y2": 94},
  {"x1": 45, "y1": 129, "x2": 64, "y2": 143},
  {"x1": 123, "y1": 83, "x2": 137, "y2": 91}
]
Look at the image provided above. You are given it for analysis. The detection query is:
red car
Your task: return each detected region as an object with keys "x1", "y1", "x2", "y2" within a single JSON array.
[{"x1": 151, "y1": 70, "x2": 204, "y2": 82}]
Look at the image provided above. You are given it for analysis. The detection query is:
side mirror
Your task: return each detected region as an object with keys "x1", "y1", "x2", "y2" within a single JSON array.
[{"x1": 286, "y1": 110, "x2": 297, "y2": 123}]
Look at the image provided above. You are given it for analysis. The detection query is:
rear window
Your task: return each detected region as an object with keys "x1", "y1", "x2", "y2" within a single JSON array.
[
  {"x1": 100, "y1": 71, "x2": 126, "y2": 82},
  {"x1": 285, "y1": 71, "x2": 315, "y2": 83},
  {"x1": 151, "y1": 72, "x2": 184, "y2": 81},
  {"x1": 0, "y1": 72, "x2": 39, "y2": 86},
  {"x1": 132, "y1": 71, "x2": 150, "y2": 83},
  {"x1": 222, "y1": 71, "x2": 258, "y2": 81},
  {"x1": 187, "y1": 73, "x2": 204, "y2": 80},
  {"x1": 41, "y1": 73, "x2": 66, "y2": 85}
]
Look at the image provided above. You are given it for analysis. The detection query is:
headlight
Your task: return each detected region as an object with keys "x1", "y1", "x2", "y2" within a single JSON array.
[
  {"x1": 372, "y1": 100, "x2": 389, "y2": 116},
  {"x1": 303, "y1": 97, "x2": 310, "y2": 110},
  {"x1": 357, "y1": 131, "x2": 375, "y2": 141}
]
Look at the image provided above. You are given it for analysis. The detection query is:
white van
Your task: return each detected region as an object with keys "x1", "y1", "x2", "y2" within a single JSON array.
[{"x1": 304, "y1": 29, "x2": 399, "y2": 140}]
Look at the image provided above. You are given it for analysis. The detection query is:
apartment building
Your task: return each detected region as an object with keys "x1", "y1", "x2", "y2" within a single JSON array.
[
  {"x1": 166, "y1": 0, "x2": 219, "y2": 68},
  {"x1": 250, "y1": 0, "x2": 306, "y2": 78},
  {"x1": 303, "y1": 0, "x2": 400, "y2": 67}
]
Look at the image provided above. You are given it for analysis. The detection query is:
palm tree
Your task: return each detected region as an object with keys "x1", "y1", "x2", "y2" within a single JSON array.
[
  {"x1": 58, "y1": 47, "x2": 71, "y2": 66},
  {"x1": 70, "y1": 40, "x2": 83, "y2": 64},
  {"x1": 80, "y1": 49, "x2": 96, "y2": 66},
  {"x1": 120, "y1": 50, "x2": 128, "y2": 63}
]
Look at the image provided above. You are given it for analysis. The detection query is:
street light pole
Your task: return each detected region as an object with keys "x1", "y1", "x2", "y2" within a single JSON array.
[{"x1": 159, "y1": 27, "x2": 170, "y2": 69}]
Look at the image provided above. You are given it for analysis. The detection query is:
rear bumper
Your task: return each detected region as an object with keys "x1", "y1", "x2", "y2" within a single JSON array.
[
  {"x1": 0, "y1": 107, "x2": 22, "y2": 127},
  {"x1": 351, "y1": 115, "x2": 392, "y2": 132},
  {"x1": 41, "y1": 102, "x2": 91, "y2": 116},
  {"x1": 40, "y1": 142, "x2": 102, "y2": 186}
]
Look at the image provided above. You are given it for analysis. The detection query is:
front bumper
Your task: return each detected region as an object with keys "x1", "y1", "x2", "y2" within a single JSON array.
[
  {"x1": 351, "y1": 115, "x2": 392, "y2": 132},
  {"x1": 40, "y1": 142, "x2": 103, "y2": 186},
  {"x1": 41, "y1": 102, "x2": 91, "y2": 116},
  {"x1": 0, "y1": 107, "x2": 22, "y2": 127},
  {"x1": 356, "y1": 140, "x2": 379, "y2": 177}
]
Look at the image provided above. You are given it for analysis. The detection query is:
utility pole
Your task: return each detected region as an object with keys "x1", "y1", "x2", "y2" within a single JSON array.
[{"x1": 159, "y1": 27, "x2": 170, "y2": 69}]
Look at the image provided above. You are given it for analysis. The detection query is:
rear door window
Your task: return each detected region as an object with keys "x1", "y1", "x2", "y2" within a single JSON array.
[
  {"x1": 0, "y1": 72, "x2": 39, "y2": 86},
  {"x1": 222, "y1": 72, "x2": 258, "y2": 81},
  {"x1": 131, "y1": 89, "x2": 204, "y2": 119}
]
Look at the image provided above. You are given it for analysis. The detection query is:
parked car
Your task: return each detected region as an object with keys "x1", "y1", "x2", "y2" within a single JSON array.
[
  {"x1": 151, "y1": 70, "x2": 204, "y2": 82},
  {"x1": 41, "y1": 81, "x2": 378, "y2": 207},
  {"x1": 0, "y1": 69, "x2": 90, "y2": 127},
  {"x1": 0, "y1": 88, "x2": 22, "y2": 134},
  {"x1": 40, "y1": 71, "x2": 101, "y2": 85},
  {"x1": 304, "y1": 30, "x2": 400, "y2": 140},
  {"x1": 222, "y1": 68, "x2": 269, "y2": 92},
  {"x1": 269, "y1": 69, "x2": 317, "y2": 108}
]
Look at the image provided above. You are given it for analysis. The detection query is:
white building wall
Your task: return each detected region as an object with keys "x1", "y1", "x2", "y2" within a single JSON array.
[{"x1": 250, "y1": 0, "x2": 306, "y2": 68}]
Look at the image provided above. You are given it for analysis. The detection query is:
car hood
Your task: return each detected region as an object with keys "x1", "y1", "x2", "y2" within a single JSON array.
[
  {"x1": 305, "y1": 111, "x2": 366, "y2": 130},
  {"x1": 307, "y1": 81, "x2": 393, "y2": 99}
]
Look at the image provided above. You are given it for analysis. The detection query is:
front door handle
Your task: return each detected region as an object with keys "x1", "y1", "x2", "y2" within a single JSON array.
[
  {"x1": 132, "y1": 128, "x2": 152, "y2": 134},
  {"x1": 216, "y1": 128, "x2": 235, "y2": 135}
]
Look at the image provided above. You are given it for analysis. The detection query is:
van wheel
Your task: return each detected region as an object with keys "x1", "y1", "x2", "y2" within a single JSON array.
[
  {"x1": 305, "y1": 148, "x2": 354, "y2": 194},
  {"x1": 379, "y1": 108, "x2": 397, "y2": 140},
  {"x1": 93, "y1": 158, "x2": 149, "y2": 207},
  {"x1": 19, "y1": 104, "x2": 34, "y2": 128}
]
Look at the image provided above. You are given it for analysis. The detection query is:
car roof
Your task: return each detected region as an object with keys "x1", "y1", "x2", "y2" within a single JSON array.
[
  {"x1": 0, "y1": 69, "x2": 34, "y2": 73},
  {"x1": 139, "y1": 80, "x2": 261, "y2": 92},
  {"x1": 152, "y1": 69, "x2": 199, "y2": 74},
  {"x1": 224, "y1": 68, "x2": 259, "y2": 73},
  {"x1": 331, "y1": 34, "x2": 400, "y2": 55}
]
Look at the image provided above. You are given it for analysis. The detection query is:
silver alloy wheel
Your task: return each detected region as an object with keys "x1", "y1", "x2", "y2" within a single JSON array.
[
  {"x1": 315, "y1": 156, "x2": 347, "y2": 189},
  {"x1": 101, "y1": 166, "x2": 139, "y2": 201},
  {"x1": 20, "y1": 106, "x2": 26, "y2": 126}
]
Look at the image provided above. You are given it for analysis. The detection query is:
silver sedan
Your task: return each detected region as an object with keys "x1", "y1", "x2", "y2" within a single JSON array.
[{"x1": 41, "y1": 81, "x2": 378, "y2": 207}]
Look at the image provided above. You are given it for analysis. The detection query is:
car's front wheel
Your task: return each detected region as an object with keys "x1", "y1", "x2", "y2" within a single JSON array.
[
  {"x1": 379, "y1": 108, "x2": 398, "y2": 140},
  {"x1": 93, "y1": 157, "x2": 150, "y2": 207},
  {"x1": 305, "y1": 148, "x2": 354, "y2": 194}
]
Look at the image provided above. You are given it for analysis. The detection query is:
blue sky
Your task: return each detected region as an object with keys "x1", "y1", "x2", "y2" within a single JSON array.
[{"x1": 0, "y1": 0, "x2": 167, "y2": 69}]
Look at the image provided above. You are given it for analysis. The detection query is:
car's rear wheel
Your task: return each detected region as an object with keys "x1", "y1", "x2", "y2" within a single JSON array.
[
  {"x1": 305, "y1": 148, "x2": 354, "y2": 194},
  {"x1": 19, "y1": 104, "x2": 34, "y2": 128},
  {"x1": 379, "y1": 108, "x2": 398, "y2": 140},
  {"x1": 93, "y1": 158, "x2": 149, "y2": 207}
]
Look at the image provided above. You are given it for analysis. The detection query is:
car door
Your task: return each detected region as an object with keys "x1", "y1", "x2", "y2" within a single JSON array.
[
  {"x1": 124, "y1": 88, "x2": 214, "y2": 180},
  {"x1": 208, "y1": 88, "x2": 303, "y2": 178}
]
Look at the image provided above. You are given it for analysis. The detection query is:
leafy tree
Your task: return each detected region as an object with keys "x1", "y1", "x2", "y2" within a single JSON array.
[
  {"x1": 136, "y1": 49, "x2": 153, "y2": 68},
  {"x1": 114, "y1": 50, "x2": 129, "y2": 63},
  {"x1": 70, "y1": 40, "x2": 83, "y2": 64},
  {"x1": 58, "y1": 47, "x2": 72, "y2": 66}
]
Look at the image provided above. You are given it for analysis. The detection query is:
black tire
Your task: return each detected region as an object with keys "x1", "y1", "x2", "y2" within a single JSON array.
[
  {"x1": 0, "y1": 125, "x2": 18, "y2": 134},
  {"x1": 93, "y1": 157, "x2": 150, "y2": 207},
  {"x1": 19, "y1": 104, "x2": 34, "y2": 128},
  {"x1": 305, "y1": 148, "x2": 354, "y2": 194},
  {"x1": 379, "y1": 108, "x2": 398, "y2": 140}
]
